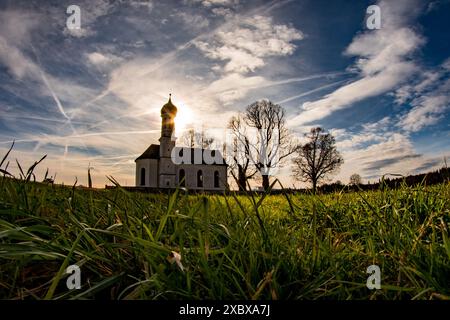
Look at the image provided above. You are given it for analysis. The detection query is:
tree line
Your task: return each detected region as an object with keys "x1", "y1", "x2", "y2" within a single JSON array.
[{"x1": 318, "y1": 167, "x2": 450, "y2": 193}]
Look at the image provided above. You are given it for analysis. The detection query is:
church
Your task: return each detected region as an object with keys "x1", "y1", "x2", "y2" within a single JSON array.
[{"x1": 135, "y1": 95, "x2": 228, "y2": 191}]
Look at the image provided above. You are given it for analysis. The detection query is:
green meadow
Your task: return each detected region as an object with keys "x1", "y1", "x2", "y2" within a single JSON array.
[{"x1": 0, "y1": 175, "x2": 449, "y2": 300}]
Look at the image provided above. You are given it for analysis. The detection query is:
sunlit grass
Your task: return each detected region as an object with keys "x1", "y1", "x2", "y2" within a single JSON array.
[{"x1": 0, "y1": 155, "x2": 449, "y2": 299}]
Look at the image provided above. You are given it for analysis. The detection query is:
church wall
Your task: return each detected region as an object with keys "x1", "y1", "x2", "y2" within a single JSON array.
[
  {"x1": 148, "y1": 159, "x2": 158, "y2": 187},
  {"x1": 135, "y1": 159, "x2": 158, "y2": 187},
  {"x1": 158, "y1": 157, "x2": 176, "y2": 188},
  {"x1": 217, "y1": 165, "x2": 228, "y2": 189},
  {"x1": 176, "y1": 164, "x2": 227, "y2": 190},
  {"x1": 135, "y1": 157, "x2": 227, "y2": 190}
]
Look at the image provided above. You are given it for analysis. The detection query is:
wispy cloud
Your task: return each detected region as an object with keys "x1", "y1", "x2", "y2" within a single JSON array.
[
  {"x1": 289, "y1": 0, "x2": 426, "y2": 126},
  {"x1": 397, "y1": 62, "x2": 450, "y2": 132},
  {"x1": 278, "y1": 78, "x2": 349, "y2": 105}
]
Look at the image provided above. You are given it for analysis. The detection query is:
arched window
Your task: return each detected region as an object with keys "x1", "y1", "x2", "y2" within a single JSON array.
[
  {"x1": 214, "y1": 170, "x2": 220, "y2": 188},
  {"x1": 179, "y1": 169, "x2": 185, "y2": 187},
  {"x1": 140, "y1": 168, "x2": 146, "y2": 186},
  {"x1": 197, "y1": 170, "x2": 203, "y2": 188}
]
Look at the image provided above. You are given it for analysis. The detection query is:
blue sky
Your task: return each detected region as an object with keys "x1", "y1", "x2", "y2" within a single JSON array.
[{"x1": 0, "y1": 0, "x2": 449, "y2": 187}]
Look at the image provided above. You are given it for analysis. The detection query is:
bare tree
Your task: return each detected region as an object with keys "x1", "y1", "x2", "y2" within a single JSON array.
[
  {"x1": 292, "y1": 127, "x2": 343, "y2": 193},
  {"x1": 180, "y1": 128, "x2": 195, "y2": 148},
  {"x1": 243, "y1": 100, "x2": 298, "y2": 190},
  {"x1": 227, "y1": 115, "x2": 258, "y2": 191},
  {"x1": 349, "y1": 173, "x2": 362, "y2": 185},
  {"x1": 198, "y1": 129, "x2": 214, "y2": 149},
  {"x1": 180, "y1": 128, "x2": 214, "y2": 149}
]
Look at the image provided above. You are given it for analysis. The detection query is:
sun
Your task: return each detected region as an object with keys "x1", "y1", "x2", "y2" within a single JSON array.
[{"x1": 175, "y1": 100, "x2": 194, "y2": 135}]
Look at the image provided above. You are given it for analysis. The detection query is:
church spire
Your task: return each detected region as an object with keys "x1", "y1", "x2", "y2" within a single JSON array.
[{"x1": 160, "y1": 94, "x2": 177, "y2": 139}]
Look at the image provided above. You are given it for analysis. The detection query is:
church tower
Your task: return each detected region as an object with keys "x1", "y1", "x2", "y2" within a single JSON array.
[{"x1": 158, "y1": 94, "x2": 177, "y2": 188}]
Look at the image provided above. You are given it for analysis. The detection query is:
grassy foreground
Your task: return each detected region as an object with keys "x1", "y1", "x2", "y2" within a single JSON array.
[{"x1": 0, "y1": 176, "x2": 449, "y2": 300}]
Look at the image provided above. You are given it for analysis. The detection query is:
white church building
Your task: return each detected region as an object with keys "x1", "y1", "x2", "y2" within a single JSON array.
[{"x1": 135, "y1": 95, "x2": 228, "y2": 191}]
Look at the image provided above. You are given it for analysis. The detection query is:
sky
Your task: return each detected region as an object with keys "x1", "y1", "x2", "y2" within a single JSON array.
[{"x1": 0, "y1": 0, "x2": 449, "y2": 188}]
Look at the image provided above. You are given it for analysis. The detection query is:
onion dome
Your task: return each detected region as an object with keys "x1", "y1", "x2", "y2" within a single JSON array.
[{"x1": 161, "y1": 94, "x2": 177, "y2": 116}]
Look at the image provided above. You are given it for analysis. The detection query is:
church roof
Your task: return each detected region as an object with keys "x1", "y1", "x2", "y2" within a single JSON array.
[
  {"x1": 135, "y1": 144, "x2": 160, "y2": 161},
  {"x1": 161, "y1": 95, "x2": 177, "y2": 116}
]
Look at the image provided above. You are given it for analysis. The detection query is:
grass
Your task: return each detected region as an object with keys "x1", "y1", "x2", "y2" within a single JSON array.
[{"x1": 0, "y1": 157, "x2": 449, "y2": 299}]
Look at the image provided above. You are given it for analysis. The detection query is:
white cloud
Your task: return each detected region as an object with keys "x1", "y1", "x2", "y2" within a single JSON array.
[
  {"x1": 332, "y1": 119, "x2": 446, "y2": 183},
  {"x1": 194, "y1": 15, "x2": 303, "y2": 74},
  {"x1": 0, "y1": 10, "x2": 41, "y2": 79},
  {"x1": 63, "y1": 0, "x2": 115, "y2": 38},
  {"x1": 0, "y1": 10, "x2": 40, "y2": 46},
  {"x1": 396, "y1": 59, "x2": 450, "y2": 132},
  {"x1": 86, "y1": 52, "x2": 124, "y2": 70},
  {"x1": 399, "y1": 91, "x2": 450, "y2": 132},
  {"x1": 413, "y1": 71, "x2": 440, "y2": 92},
  {"x1": 204, "y1": 73, "x2": 268, "y2": 104},
  {"x1": 0, "y1": 37, "x2": 40, "y2": 79},
  {"x1": 290, "y1": 62, "x2": 418, "y2": 126},
  {"x1": 87, "y1": 52, "x2": 112, "y2": 65},
  {"x1": 289, "y1": 0, "x2": 425, "y2": 127},
  {"x1": 443, "y1": 57, "x2": 450, "y2": 71},
  {"x1": 173, "y1": 12, "x2": 210, "y2": 31},
  {"x1": 361, "y1": 116, "x2": 391, "y2": 133},
  {"x1": 394, "y1": 70, "x2": 441, "y2": 105},
  {"x1": 189, "y1": 0, "x2": 239, "y2": 8},
  {"x1": 394, "y1": 85, "x2": 413, "y2": 105},
  {"x1": 129, "y1": 0, "x2": 154, "y2": 11},
  {"x1": 211, "y1": 7, "x2": 234, "y2": 17},
  {"x1": 63, "y1": 28, "x2": 96, "y2": 39},
  {"x1": 196, "y1": 42, "x2": 265, "y2": 73}
]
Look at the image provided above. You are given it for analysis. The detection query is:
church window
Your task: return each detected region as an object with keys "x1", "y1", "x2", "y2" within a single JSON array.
[
  {"x1": 214, "y1": 171, "x2": 220, "y2": 188},
  {"x1": 197, "y1": 170, "x2": 203, "y2": 188},
  {"x1": 179, "y1": 169, "x2": 185, "y2": 187},
  {"x1": 140, "y1": 168, "x2": 146, "y2": 186}
]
